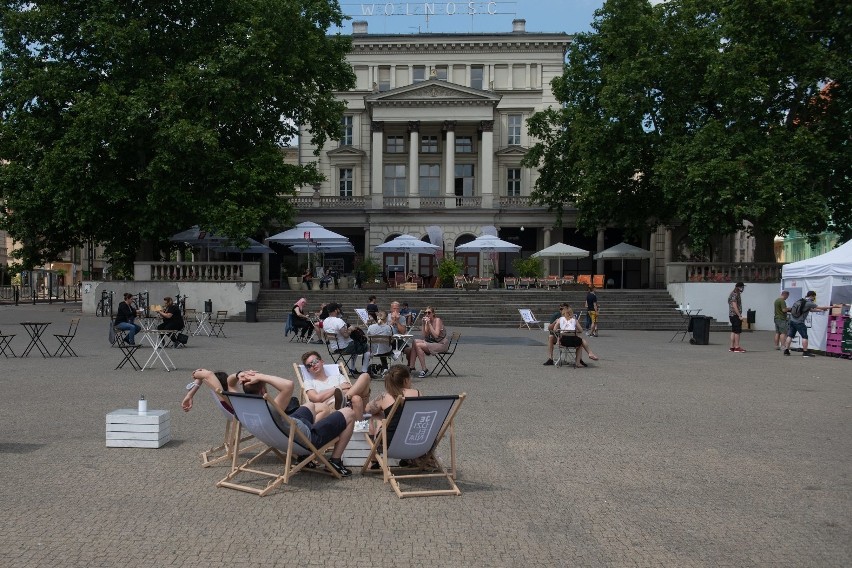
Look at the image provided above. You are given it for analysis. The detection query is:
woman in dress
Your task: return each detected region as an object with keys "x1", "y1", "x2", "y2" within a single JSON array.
[{"x1": 407, "y1": 306, "x2": 449, "y2": 378}]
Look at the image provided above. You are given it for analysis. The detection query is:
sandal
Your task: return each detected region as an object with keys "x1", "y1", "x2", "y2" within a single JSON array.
[
  {"x1": 588, "y1": 354, "x2": 599, "y2": 361},
  {"x1": 579, "y1": 360, "x2": 588, "y2": 367}
]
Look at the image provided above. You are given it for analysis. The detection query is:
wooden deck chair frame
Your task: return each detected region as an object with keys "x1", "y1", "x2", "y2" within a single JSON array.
[
  {"x1": 592, "y1": 274, "x2": 605, "y2": 289},
  {"x1": 432, "y1": 332, "x2": 460, "y2": 377},
  {"x1": 577, "y1": 274, "x2": 592, "y2": 287},
  {"x1": 518, "y1": 277, "x2": 535, "y2": 289},
  {"x1": 113, "y1": 328, "x2": 141, "y2": 370},
  {"x1": 53, "y1": 318, "x2": 80, "y2": 357},
  {"x1": 201, "y1": 390, "x2": 261, "y2": 468},
  {"x1": 503, "y1": 277, "x2": 517, "y2": 289},
  {"x1": 216, "y1": 391, "x2": 341, "y2": 496},
  {"x1": 0, "y1": 328, "x2": 16, "y2": 358},
  {"x1": 453, "y1": 275, "x2": 467, "y2": 289},
  {"x1": 361, "y1": 393, "x2": 466, "y2": 498},
  {"x1": 518, "y1": 308, "x2": 544, "y2": 330},
  {"x1": 210, "y1": 310, "x2": 228, "y2": 337},
  {"x1": 292, "y1": 361, "x2": 349, "y2": 403}
]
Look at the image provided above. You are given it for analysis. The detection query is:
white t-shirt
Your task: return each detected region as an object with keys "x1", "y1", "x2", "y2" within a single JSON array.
[
  {"x1": 367, "y1": 323, "x2": 393, "y2": 355},
  {"x1": 302, "y1": 365, "x2": 347, "y2": 396},
  {"x1": 557, "y1": 316, "x2": 578, "y2": 332},
  {"x1": 322, "y1": 316, "x2": 352, "y2": 351}
]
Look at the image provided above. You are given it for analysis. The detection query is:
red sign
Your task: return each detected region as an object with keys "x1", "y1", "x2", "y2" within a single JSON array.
[{"x1": 304, "y1": 231, "x2": 310, "y2": 240}]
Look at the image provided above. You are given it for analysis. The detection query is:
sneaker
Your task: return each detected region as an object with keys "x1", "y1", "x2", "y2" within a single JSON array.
[
  {"x1": 327, "y1": 457, "x2": 351, "y2": 477},
  {"x1": 418, "y1": 369, "x2": 428, "y2": 378},
  {"x1": 729, "y1": 348, "x2": 736, "y2": 352},
  {"x1": 783, "y1": 349, "x2": 791, "y2": 356},
  {"x1": 333, "y1": 388, "x2": 344, "y2": 410},
  {"x1": 579, "y1": 360, "x2": 588, "y2": 367},
  {"x1": 591, "y1": 333, "x2": 598, "y2": 337},
  {"x1": 734, "y1": 347, "x2": 747, "y2": 353},
  {"x1": 543, "y1": 358, "x2": 554, "y2": 366},
  {"x1": 802, "y1": 351, "x2": 812, "y2": 357}
]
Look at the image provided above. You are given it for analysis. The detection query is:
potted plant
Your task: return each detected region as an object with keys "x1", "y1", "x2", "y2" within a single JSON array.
[
  {"x1": 437, "y1": 257, "x2": 463, "y2": 288},
  {"x1": 513, "y1": 257, "x2": 543, "y2": 288},
  {"x1": 356, "y1": 257, "x2": 385, "y2": 289}
]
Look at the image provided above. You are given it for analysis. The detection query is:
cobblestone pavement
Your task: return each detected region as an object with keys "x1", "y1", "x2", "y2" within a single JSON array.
[{"x1": 1, "y1": 304, "x2": 850, "y2": 567}]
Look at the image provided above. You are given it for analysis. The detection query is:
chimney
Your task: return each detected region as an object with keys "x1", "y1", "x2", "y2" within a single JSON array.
[
  {"x1": 353, "y1": 21, "x2": 368, "y2": 35},
  {"x1": 512, "y1": 19, "x2": 526, "y2": 33}
]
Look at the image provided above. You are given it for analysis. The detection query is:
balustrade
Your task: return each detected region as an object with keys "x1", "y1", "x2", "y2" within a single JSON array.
[
  {"x1": 134, "y1": 262, "x2": 260, "y2": 282},
  {"x1": 667, "y1": 262, "x2": 783, "y2": 284}
]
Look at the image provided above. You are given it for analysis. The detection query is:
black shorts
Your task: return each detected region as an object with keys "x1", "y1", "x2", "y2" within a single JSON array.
[
  {"x1": 559, "y1": 335, "x2": 582, "y2": 348},
  {"x1": 729, "y1": 315, "x2": 742, "y2": 333},
  {"x1": 290, "y1": 406, "x2": 347, "y2": 448}
]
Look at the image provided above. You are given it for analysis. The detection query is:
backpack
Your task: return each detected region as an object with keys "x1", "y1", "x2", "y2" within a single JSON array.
[
  {"x1": 108, "y1": 318, "x2": 117, "y2": 345},
  {"x1": 791, "y1": 298, "x2": 808, "y2": 318}
]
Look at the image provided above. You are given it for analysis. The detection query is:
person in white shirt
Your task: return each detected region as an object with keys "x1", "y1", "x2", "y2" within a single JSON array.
[
  {"x1": 322, "y1": 302, "x2": 370, "y2": 373},
  {"x1": 300, "y1": 351, "x2": 371, "y2": 419},
  {"x1": 549, "y1": 305, "x2": 599, "y2": 367}
]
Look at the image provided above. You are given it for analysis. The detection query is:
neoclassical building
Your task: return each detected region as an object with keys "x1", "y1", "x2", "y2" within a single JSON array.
[{"x1": 289, "y1": 19, "x2": 667, "y2": 287}]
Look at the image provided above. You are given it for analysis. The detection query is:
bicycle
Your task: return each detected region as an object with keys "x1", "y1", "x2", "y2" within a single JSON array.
[{"x1": 95, "y1": 291, "x2": 113, "y2": 317}]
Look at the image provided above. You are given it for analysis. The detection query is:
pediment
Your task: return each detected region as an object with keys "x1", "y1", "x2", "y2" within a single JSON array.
[
  {"x1": 495, "y1": 145, "x2": 529, "y2": 156},
  {"x1": 326, "y1": 145, "x2": 367, "y2": 158},
  {"x1": 366, "y1": 79, "x2": 501, "y2": 105}
]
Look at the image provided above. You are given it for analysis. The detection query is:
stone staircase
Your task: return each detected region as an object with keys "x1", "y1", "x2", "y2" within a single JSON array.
[{"x1": 255, "y1": 288, "x2": 727, "y2": 331}]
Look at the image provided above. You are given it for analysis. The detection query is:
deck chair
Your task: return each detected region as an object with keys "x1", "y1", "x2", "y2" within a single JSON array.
[
  {"x1": 210, "y1": 310, "x2": 228, "y2": 337},
  {"x1": 216, "y1": 391, "x2": 341, "y2": 496},
  {"x1": 518, "y1": 309, "x2": 544, "y2": 330},
  {"x1": 201, "y1": 390, "x2": 261, "y2": 468},
  {"x1": 453, "y1": 275, "x2": 467, "y2": 289},
  {"x1": 292, "y1": 361, "x2": 349, "y2": 403},
  {"x1": 361, "y1": 393, "x2": 466, "y2": 498},
  {"x1": 0, "y1": 328, "x2": 16, "y2": 358},
  {"x1": 53, "y1": 318, "x2": 80, "y2": 357},
  {"x1": 113, "y1": 328, "x2": 141, "y2": 371},
  {"x1": 366, "y1": 335, "x2": 392, "y2": 378},
  {"x1": 592, "y1": 274, "x2": 605, "y2": 288},
  {"x1": 518, "y1": 277, "x2": 535, "y2": 289},
  {"x1": 577, "y1": 274, "x2": 592, "y2": 287},
  {"x1": 431, "y1": 332, "x2": 460, "y2": 377},
  {"x1": 504, "y1": 277, "x2": 517, "y2": 289}
]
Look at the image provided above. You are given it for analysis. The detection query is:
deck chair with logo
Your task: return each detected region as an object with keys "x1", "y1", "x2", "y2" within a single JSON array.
[
  {"x1": 361, "y1": 393, "x2": 466, "y2": 498},
  {"x1": 518, "y1": 308, "x2": 544, "y2": 330},
  {"x1": 201, "y1": 389, "x2": 261, "y2": 468},
  {"x1": 292, "y1": 361, "x2": 349, "y2": 403},
  {"x1": 216, "y1": 391, "x2": 342, "y2": 496}
]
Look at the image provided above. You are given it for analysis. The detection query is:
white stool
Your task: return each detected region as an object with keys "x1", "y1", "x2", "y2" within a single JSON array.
[{"x1": 106, "y1": 409, "x2": 171, "y2": 448}]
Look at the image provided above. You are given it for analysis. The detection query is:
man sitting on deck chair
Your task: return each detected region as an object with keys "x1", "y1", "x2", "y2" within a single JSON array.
[{"x1": 239, "y1": 369, "x2": 357, "y2": 477}]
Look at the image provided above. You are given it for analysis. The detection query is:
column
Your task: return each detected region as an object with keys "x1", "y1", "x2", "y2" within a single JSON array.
[
  {"x1": 479, "y1": 120, "x2": 494, "y2": 208},
  {"x1": 542, "y1": 228, "x2": 552, "y2": 275},
  {"x1": 443, "y1": 120, "x2": 456, "y2": 207},
  {"x1": 664, "y1": 226, "x2": 672, "y2": 286},
  {"x1": 371, "y1": 121, "x2": 384, "y2": 209},
  {"x1": 408, "y1": 121, "x2": 420, "y2": 209},
  {"x1": 596, "y1": 228, "x2": 605, "y2": 276}
]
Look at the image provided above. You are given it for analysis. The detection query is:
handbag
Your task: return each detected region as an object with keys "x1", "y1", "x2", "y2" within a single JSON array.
[
  {"x1": 108, "y1": 319, "x2": 117, "y2": 345},
  {"x1": 176, "y1": 333, "x2": 189, "y2": 345}
]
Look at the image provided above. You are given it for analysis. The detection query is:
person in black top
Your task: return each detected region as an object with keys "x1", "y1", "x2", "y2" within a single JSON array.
[
  {"x1": 366, "y1": 295, "x2": 379, "y2": 322},
  {"x1": 157, "y1": 296, "x2": 184, "y2": 345},
  {"x1": 114, "y1": 293, "x2": 142, "y2": 345}
]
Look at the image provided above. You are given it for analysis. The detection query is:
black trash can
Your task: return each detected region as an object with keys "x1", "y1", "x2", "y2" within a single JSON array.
[
  {"x1": 690, "y1": 315, "x2": 711, "y2": 345},
  {"x1": 746, "y1": 309, "x2": 756, "y2": 328},
  {"x1": 244, "y1": 300, "x2": 258, "y2": 323},
  {"x1": 204, "y1": 299, "x2": 212, "y2": 313}
]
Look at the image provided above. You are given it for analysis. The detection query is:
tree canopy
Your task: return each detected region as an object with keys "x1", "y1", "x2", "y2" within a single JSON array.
[
  {"x1": 0, "y1": 0, "x2": 355, "y2": 271},
  {"x1": 524, "y1": 0, "x2": 850, "y2": 260}
]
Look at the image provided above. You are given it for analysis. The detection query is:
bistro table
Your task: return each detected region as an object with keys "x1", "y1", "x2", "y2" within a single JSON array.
[
  {"x1": 20, "y1": 322, "x2": 52, "y2": 358},
  {"x1": 670, "y1": 308, "x2": 702, "y2": 342},
  {"x1": 137, "y1": 314, "x2": 160, "y2": 344},
  {"x1": 141, "y1": 330, "x2": 177, "y2": 372}
]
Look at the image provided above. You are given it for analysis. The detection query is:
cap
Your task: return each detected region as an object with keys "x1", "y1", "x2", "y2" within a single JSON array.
[
  {"x1": 735, "y1": 282, "x2": 745, "y2": 288},
  {"x1": 326, "y1": 302, "x2": 342, "y2": 313}
]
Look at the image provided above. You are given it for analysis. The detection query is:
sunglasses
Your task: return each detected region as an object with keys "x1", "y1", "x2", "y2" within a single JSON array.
[
  {"x1": 424, "y1": 311, "x2": 433, "y2": 314},
  {"x1": 305, "y1": 359, "x2": 321, "y2": 367}
]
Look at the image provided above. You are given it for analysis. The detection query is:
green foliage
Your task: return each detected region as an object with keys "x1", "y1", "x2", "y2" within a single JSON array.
[
  {"x1": 0, "y1": 0, "x2": 355, "y2": 271},
  {"x1": 436, "y1": 257, "x2": 463, "y2": 286},
  {"x1": 512, "y1": 257, "x2": 544, "y2": 279},
  {"x1": 355, "y1": 256, "x2": 382, "y2": 281},
  {"x1": 524, "y1": 0, "x2": 851, "y2": 259}
]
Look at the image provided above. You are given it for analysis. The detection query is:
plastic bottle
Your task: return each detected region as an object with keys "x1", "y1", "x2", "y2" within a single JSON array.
[{"x1": 138, "y1": 395, "x2": 147, "y2": 414}]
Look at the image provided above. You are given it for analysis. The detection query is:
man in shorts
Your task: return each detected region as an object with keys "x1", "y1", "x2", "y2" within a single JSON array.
[
  {"x1": 773, "y1": 290, "x2": 790, "y2": 350},
  {"x1": 784, "y1": 291, "x2": 833, "y2": 358},
  {"x1": 585, "y1": 285, "x2": 599, "y2": 336},
  {"x1": 728, "y1": 282, "x2": 746, "y2": 352}
]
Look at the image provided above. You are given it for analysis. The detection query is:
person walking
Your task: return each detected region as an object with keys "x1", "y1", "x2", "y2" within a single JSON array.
[
  {"x1": 784, "y1": 291, "x2": 834, "y2": 357},
  {"x1": 728, "y1": 282, "x2": 746, "y2": 353},
  {"x1": 773, "y1": 290, "x2": 790, "y2": 350},
  {"x1": 585, "y1": 285, "x2": 599, "y2": 336}
]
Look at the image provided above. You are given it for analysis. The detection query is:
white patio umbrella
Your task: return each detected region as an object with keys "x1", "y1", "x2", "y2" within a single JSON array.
[
  {"x1": 213, "y1": 238, "x2": 274, "y2": 255},
  {"x1": 169, "y1": 225, "x2": 232, "y2": 261},
  {"x1": 455, "y1": 235, "x2": 521, "y2": 277},
  {"x1": 592, "y1": 242, "x2": 652, "y2": 288},
  {"x1": 266, "y1": 221, "x2": 350, "y2": 245},
  {"x1": 531, "y1": 242, "x2": 590, "y2": 277},
  {"x1": 375, "y1": 235, "x2": 440, "y2": 275}
]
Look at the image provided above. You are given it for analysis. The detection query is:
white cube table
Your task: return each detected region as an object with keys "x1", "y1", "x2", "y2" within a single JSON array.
[{"x1": 106, "y1": 409, "x2": 171, "y2": 448}]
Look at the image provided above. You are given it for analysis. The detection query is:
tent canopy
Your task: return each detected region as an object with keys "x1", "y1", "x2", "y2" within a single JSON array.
[{"x1": 781, "y1": 239, "x2": 852, "y2": 278}]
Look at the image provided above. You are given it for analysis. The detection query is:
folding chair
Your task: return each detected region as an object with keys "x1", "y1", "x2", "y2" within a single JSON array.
[
  {"x1": 554, "y1": 330, "x2": 579, "y2": 368},
  {"x1": 201, "y1": 390, "x2": 261, "y2": 468},
  {"x1": 0, "y1": 328, "x2": 16, "y2": 358},
  {"x1": 518, "y1": 309, "x2": 544, "y2": 330},
  {"x1": 284, "y1": 313, "x2": 299, "y2": 342},
  {"x1": 453, "y1": 275, "x2": 467, "y2": 289},
  {"x1": 366, "y1": 335, "x2": 392, "y2": 379},
  {"x1": 183, "y1": 308, "x2": 198, "y2": 335},
  {"x1": 432, "y1": 332, "x2": 460, "y2": 377},
  {"x1": 52, "y1": 318, "x2": 80, "y2": 357},
  {"x1": 216, "y1": 391, "x2": 342, "y2": 496},
  {"x1": 292, "y1": 361, "x2": 349, "y2": 402},
  {"x1": 361, "y1": 393, "x2": 466, "y2": 498},
  {"x1": 210, "y1": 310, "x2": 228, "y2": 337},
  {"x1": 324, "y1": 332, "x2": 359, "y2": 374},
  {"x1": 113, "y1": 328, "x2": 141, "y2": 371}
]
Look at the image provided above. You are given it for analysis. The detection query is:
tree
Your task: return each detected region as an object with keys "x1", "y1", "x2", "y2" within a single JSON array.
[
  {"x1": 0, "y1": 0, "x2": 355, "y2": 271},
  {"x1": 525, "y1": 0, "x2": 851, "y2": 260}
]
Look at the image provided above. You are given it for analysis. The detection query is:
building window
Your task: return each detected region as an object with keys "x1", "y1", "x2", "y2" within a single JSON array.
[
  {"x1": 340, "y1": 116, "x2": 353, "y2": 146},
  {"x1": 421, "y1": 135, "x2": 438, "y2": 153},
  {"x1": 507, "y1": 168, "x2": 521, "y2": 196},
  {"x1": 455, "y1": 136, "x2": 473, "y2": 153},
  {"x1": 508, "y1": 114, "x2": 522, "y2": 145},
  {"x1": 378, "y1": 66, "x2": 391, "y2": 91},
  {"x1": 419, "y1": 164, "x2": 440, "y2": 197},
  {"x1": 434, "y1": 65, "x2": 448, "y2": 80},
  {"x1": 454, "y1": 164, "x2": 475, "y2": 197},
  {"x1": 413, "y1": 65, "x2": 426, "y2": 83},
  {"x1": 384, "y1": 164, "x2": 407, "y2": 196},
  {"x1": 471, "y1": 65, "x2": 484, "y2": 89},
  {"x1": 386, "y1": 135, "x2": 405, "y2": 153},
  {"x1": 339, "y1": 168, "x2": 353, "y2": 197}
]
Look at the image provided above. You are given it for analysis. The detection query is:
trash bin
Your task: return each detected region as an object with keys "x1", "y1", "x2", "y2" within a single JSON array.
[
  {"x1": 204, "y1": 299, "x2": 212, "y2": 313},
  {"x1": 689, "y1": 315, "x2": 711, "y2": 345},
  {"x1": 245, "y1": 300, "x2": 258, "y2": 323},
  {"x1": 746, "y1": 309, "x2": 756, "y2": 327}
]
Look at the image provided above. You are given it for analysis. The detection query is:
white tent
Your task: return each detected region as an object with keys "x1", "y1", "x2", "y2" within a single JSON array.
[{"x1": 781, "y1": 239, "x2": 852, "y2": 352}]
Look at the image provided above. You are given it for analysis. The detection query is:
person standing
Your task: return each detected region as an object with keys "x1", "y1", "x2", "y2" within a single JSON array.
[
  {"x1": 585, "y1": 285, "x2": 599, "y2": 337},
  {"x1": 773, "y1": 290, "x2": 790, "y2": 350},
  {"x1": 784, "y1": 291, "x2": 833, "y2": 357},
  {"x1": 114, "y1": 292, "x2": 142, "y2": 345},
  {"x1": 728, "y1": 282, "x2": 746, "y2": 353}
]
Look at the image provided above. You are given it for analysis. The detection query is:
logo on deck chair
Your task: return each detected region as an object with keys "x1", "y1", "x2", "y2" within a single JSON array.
[{"x1": 405, "y1": 411, "x2": 437, "y2": 445}]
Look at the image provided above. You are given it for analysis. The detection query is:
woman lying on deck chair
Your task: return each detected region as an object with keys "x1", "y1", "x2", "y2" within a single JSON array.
[{"x1": 182, "y1": 369, "x2": 299, "y2": 416}]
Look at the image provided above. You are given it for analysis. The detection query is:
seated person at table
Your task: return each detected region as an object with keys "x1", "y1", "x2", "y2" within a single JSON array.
[
  {"x1": 323, "y1": 302, "x2": 370, "y2": 374},
  {"x1": 301, "y1": 351, "x2": 371, "y2": 420},
  {"x1": 240, "y1": 369, "x2": 355, "y2": 477},
  {"x1": 367, "y1": 311, "x2": 394, "y2": 369},
  {"x1": 408, "y1": 306, "x2": 449, "y2": 378},
  {"x1": 406, "y1": 270, "x2": 418, "y2": 282},
  {"x1": 388, "y1": 301, "x2": 408, "y2": 334},
  {"x1": 156, "y1": 296, "x2": 184, "y2": 346},
  {"x1": 114, "y1": 292, "x2": 142, "y2": 345},
  {"x1": 549, "y1": 305, "x2": 599, "y2": 367},
  {"x1": 302, "y1": 268, "x2": 313, "y2": 288},
  {"x1": 291, "y1": 297, "x2": 313, "y2": 341}
]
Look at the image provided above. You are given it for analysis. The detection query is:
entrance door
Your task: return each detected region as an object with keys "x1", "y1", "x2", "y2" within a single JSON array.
[
  {"x1": 418, "y1": 254, "x2": 435, "y2": 287},
  {"x1": 456, "y1": 253, "x2": 479, "y2": 278}
]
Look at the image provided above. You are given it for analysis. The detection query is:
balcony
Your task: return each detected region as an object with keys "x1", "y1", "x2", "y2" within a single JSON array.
[{"x1": 134, "y1": 261, "x2": 261, "y2": 282}]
